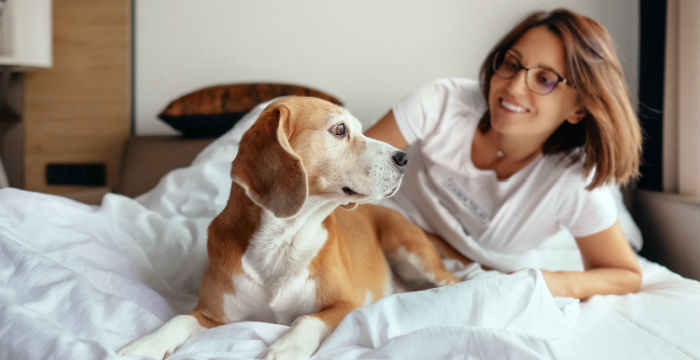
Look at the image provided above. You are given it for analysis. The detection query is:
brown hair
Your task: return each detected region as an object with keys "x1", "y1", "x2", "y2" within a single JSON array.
[{"x1": 478, "y1": 8, "x2": 642, "y2": 189}]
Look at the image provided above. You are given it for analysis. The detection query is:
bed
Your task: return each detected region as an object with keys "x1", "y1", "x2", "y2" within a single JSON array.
[{"x1": 1, "y1": 87, "x2": 698, "y2": 360}]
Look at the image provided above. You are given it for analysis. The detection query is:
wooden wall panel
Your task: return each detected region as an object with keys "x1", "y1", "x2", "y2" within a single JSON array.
[{"x1": 23, "y1": 0, "x2": 131, "y2": 195}]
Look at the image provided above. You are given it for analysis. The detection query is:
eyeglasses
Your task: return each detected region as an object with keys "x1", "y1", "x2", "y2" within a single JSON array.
[{"x1": 492, "y1": 51, "x2": 571, "y2": 95}]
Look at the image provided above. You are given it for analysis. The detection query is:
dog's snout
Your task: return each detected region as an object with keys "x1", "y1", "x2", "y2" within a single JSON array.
[{"x1": 392, "y1": 151, "x2": 408, "y2": 169}]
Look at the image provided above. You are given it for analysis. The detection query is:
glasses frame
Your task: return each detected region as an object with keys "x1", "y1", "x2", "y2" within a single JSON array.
[{"x1": 492, "y1": 51, "x2": 572, "y2": 95}]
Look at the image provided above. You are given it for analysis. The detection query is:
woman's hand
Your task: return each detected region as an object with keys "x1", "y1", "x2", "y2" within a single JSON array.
[
  {"x1": 540, "y1": 221, "x2": 642, "y2": 299},
  {"x1": 540, "y1": 270, "x2": 568, "y2": 298}
]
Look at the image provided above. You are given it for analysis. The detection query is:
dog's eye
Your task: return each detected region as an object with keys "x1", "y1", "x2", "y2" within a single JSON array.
[{"x1": 330, "y1": 123, "x2": 346, "y2": 138}]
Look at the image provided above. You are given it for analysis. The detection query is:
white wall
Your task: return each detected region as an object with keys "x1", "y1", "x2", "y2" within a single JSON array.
[{"x1": 134, "y1": 0, "x2": 639, "y2": 134}]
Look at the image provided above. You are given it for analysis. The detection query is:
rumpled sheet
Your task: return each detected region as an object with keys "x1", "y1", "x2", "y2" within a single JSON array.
[{"x1": 1, "y1": 102, "x2": 698, "y2": 359}]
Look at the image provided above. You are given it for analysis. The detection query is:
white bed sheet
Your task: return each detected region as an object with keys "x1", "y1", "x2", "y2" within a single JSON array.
[{"x1": 1, "y1": 103, "x2": 698, "y2": 360}]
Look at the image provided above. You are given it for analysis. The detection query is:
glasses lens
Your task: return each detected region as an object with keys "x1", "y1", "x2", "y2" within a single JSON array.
[
  {"x1": 492, "y1": 51, "x2": 564, "y2": 95},
  {"x1": 493, "y1": 52, "x2": 520, "y2": 79},
  {"x1": 528, "y1": 69, "x2": 560, "y2": 94}
]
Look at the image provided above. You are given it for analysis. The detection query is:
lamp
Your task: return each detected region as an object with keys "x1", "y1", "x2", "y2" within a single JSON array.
[
  {"x1": 0, "y1": 0, "x2": 52, "y2": 119},
  {"x1": 0, "y1": 0, "x2": 52, "y2": 69},
  {"x1": 0, "y1": 0, "x2": 52, "y2": 188}
]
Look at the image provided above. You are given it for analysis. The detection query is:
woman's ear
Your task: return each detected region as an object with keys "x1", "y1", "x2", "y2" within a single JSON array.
[{"x1": 567, "y1": 104, "x2": 587, "y2": 124}]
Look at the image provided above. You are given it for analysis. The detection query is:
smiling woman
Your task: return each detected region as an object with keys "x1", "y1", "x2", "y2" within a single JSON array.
[
  {"x1": 366, "y1": 8, "x2": 643, "y2": 300},
  {"x1": 477, "y1": 13, "x2": 642, "y2": 189},
  {"x1": 476, "y1": 25, "x2": 585, "y2": 180}
]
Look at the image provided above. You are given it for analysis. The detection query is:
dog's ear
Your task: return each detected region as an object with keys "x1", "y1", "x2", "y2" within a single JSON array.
[{"x1": 231, "y1": 103, "x2": 308, "y2": 218}]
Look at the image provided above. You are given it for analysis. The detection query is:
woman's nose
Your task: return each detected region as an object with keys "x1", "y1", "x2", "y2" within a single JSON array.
[{"x1": 505, "y1": 69, "x2": 530, "y2": 94}]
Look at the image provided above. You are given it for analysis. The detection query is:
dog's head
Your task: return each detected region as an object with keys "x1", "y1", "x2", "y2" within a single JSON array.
[{"x1": 231, "y1": 96, "x2": 407, "y2": 218}]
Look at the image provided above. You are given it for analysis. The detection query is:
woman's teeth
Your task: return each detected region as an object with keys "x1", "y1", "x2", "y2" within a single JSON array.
[{"x1": 501, "y1": 99, "x2": 528, "y2": 113}]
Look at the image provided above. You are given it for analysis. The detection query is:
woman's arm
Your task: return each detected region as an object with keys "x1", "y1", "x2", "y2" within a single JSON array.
[
  {"x1": 541, "y1": 221, "x2": 642, "y2": 299},
  {"x1": 364, "y1": 110, "x2": 409, "y2": 151}
]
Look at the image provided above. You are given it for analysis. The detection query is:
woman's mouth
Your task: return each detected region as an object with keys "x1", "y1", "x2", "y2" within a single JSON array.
[{"x1": 500, "y1": 98, "x2": 529, "y2": 113}]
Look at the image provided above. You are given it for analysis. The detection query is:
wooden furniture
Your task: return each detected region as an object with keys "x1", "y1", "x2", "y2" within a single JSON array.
[{"x1": 22, "y1": 0, "x2": 131, "y2": 196}]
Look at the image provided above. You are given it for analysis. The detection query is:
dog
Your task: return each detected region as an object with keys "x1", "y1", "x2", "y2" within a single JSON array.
[{"x1": 118, "y1": 96, "x2": 459, "y2": 359}]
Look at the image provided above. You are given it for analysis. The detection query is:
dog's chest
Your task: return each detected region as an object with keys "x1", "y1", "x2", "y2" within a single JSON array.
[
  {"x1": 223, "y1": 268, "x2": 317, "y2": 325},
  {"x1": 221, "y1": 217, "x2": 328, "y2": 325}
]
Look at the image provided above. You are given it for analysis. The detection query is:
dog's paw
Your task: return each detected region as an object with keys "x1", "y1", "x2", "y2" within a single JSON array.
[
  {"x1": 117, "y1": 339, "x2": 171, "y2": 359},
  {"x1": 261, "y1": 344, "x2": 311, "y2": 360},
  {"x1": 261, "y1": 315, "x2": 328, "y2": 360},
  {"x1": 441, "y1": 273, "x2": 460, "y2": 286}
]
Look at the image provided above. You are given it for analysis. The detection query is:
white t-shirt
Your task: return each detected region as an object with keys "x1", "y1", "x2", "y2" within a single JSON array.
[{"x1": 380, "y1": 77, "x2": 619, "y2": 271}]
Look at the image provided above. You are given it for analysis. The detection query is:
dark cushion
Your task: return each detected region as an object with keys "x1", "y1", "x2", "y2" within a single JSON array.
[{"x1": 158, "y1": 83, "x2": 343, "y2": 137}]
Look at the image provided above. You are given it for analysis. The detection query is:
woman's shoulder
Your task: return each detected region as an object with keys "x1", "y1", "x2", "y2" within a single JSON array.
[
  {"x1": 421, "y1": 77, "x2": 488, "y2": 122},
  {"x1": 538, "y1": 149, "x2": 592, "y2": 187},
  {"x1": 392, "y1": 77, "x2": 486, "y2": 146},
  {"x1": 533, "y1": 151, "x2": 611, "y2": 206},
  {"x1": 540, "y1": 152, "x2": 620, "y2": 239},
  {"x1": 428, "y1": 76, "x2": 479, "y2": 89},
  {"x1": 425, "y1": 77, "x2": 483, "y2": 102},
  {"x1": 537, "y1": 150, "x2": 620, "y2": 219}
]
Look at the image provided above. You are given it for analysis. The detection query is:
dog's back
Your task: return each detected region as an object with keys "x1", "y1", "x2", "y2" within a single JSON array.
[{"x1": 333, "y1": 204, "x2": 457, "y2": 293}]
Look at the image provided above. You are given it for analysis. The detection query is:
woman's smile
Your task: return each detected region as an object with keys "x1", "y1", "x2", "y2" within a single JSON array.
[
  {"x1": 499, "y1": 97, "x2": 530, "y2": 113},
  {"x1": 488, "y1": 25, "x2": 581, "y2": 138}
]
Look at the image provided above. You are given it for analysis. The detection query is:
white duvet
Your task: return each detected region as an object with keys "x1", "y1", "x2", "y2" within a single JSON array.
[{"x1": 1, "y1": 103, "x2": 698, "y2": 359}]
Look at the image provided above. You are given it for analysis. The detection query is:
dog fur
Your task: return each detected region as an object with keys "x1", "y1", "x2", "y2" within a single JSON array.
[{"x1": 118, "y1": 96, "x2": 458, "y2": 359}]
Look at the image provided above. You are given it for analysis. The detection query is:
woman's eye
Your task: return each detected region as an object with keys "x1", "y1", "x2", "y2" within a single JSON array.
[
  {"x1": 331, "y1": 123, "x2": 346, "y2": 137},
  {"x1": 536, "y1": 71, "x2": 558, "y2": 86},
  {"x1": 505, "y1": 58, "x2": 520, "y2": 71}
]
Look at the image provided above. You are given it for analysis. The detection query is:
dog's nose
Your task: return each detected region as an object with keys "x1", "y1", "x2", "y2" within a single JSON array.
[{"x1": 392, "y1": 151, "x2": 408, "y2": 168}]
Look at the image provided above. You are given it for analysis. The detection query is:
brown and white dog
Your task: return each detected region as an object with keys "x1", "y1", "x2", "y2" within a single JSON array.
[{"x1": 118, "y1": 96, "x2": 458, "y2": 359}]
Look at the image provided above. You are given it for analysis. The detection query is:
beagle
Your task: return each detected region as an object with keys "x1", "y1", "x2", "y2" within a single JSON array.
[{"x1": 118, "y1": 96, "x2": 458, "y2": 359}]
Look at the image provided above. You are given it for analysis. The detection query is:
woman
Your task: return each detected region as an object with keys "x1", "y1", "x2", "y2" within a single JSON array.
[{"x1": 366, "y1": 9, "x2": 643, "y2": 299}]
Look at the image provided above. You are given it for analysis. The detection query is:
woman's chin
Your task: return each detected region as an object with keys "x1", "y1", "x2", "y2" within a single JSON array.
[{"x1": 489, "y1": 115, "x2": 516, "y2": 134}]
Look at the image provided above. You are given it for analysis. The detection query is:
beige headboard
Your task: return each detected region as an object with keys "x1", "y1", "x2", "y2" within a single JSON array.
[{"x1": 116, "y1": 136, "x2": 214, "y2": 198}]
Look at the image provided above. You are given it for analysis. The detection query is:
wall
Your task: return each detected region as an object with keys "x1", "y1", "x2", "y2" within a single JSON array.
[{"x1": 134, "y1": 0, "x2": 639, "y2": 133}]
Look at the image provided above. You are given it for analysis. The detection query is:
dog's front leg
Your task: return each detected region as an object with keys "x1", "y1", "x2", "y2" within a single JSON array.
[
  {"x1": 118, "y1": 313, "x2": 206, "y2": 359},
  {"x1": 262, "y1": 303, "x2": 354, "y2": 360}
]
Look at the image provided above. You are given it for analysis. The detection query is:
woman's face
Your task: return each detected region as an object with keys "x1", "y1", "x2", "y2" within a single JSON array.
[{"x1": 488, "y1": 25, "x2": 582, "y2": 141}]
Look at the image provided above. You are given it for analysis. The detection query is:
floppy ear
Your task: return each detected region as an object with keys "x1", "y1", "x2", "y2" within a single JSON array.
[{"x1": 231, "y1": 103, "x2": 308, "y2": 218}]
